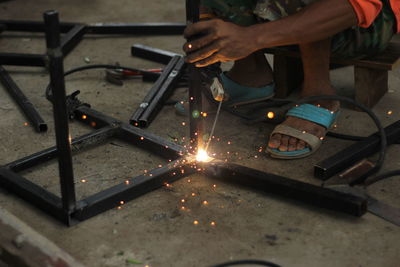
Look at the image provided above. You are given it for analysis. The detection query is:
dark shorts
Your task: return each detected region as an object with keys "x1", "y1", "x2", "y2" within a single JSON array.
[{"x1": 201, "y1": 0, "x2": 396, "y2": 59}]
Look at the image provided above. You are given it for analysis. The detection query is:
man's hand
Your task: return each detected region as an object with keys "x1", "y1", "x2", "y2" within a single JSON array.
[{"x1": 183, "y1": 19, "x2": 258, "y2": 67}]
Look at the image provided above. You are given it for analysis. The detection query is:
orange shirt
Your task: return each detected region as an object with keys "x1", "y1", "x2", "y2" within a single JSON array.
[{"x1": 348, "y1": 0, "x2": 400, "y2": 32}]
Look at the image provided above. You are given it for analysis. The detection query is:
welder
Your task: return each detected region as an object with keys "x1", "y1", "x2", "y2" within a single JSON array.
[{"x1": 183, "y1": 0, "x2": 399, "y2": 159}]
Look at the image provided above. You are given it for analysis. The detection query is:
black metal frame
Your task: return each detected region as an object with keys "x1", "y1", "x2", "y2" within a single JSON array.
[{"x1": 0, "y1": 8, "x2": 371, "y2": 227}]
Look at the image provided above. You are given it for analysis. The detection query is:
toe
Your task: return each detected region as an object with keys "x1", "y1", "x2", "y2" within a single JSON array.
[
  {"x1": 268, "y1": 133, "x2": 282, "y2": 149},
  {"x1": 288, "y1": 137, "x2": 298, "y2": 151},
  {"x1": 297, "y1": 140, "x2": 306, "y2": 150},
  {"x1": 278, "y1": 135, "x2": 290, "y2": 152}
]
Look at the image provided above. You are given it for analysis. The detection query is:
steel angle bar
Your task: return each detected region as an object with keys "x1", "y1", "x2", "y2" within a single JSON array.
[
  {"x1": 85, "y1": 22, "x2": 185, "y2": 35},
  {"x1": 0, "y1": 53, "x2": 46, "y2": 67},
  {"x1": 205, "y1": 162, "x2": 367, "y2": 216},
  {"x1": 131, "y1": 44, "x2": 181, "y2": 64},
  {"x1": 315, "y1": 120, "x2": 400, "y2": 180},
  {"x1": 0, "y1": 167, "x2": 65, "y2": 222},
  {"x1": 6, "y1": 126, "x2": 118, "y2": 173},
  {"x1": 139, "y1": 57, "x2": 186, "y2": 127},
  {"x1": 0, "y1": 66, "x2": 47, "y2": 132},
  {"x1": 61, "y1": 24, "x2": 86, "y2": 56},
  {"x1": 73, "y1": 159, "x2": 195, "y2": 221},
  {"x1": 130, "y1": 56, "x2": 180, "y2": 127}
]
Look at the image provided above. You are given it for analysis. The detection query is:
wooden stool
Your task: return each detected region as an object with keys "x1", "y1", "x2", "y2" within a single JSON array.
[{"x1": 264, "y1": 42, "x2": 400, "y2": 108}]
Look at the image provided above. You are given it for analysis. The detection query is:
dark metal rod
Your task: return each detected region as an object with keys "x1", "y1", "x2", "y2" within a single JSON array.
[
  {"x1": 0, "y1": 168, "x2": 66, "y2": 222},
  {"x1": 314, "y1": 120, "x2": 400, "y2": 180},
  {"x1": 0, "y1": 53, "x2": 46, "y2": 67},
  {"x1": 73, "y1": 105, "x2": 185, "y2": 159},
  {"x1": 205, "y1": 162, "x2": 367, "y2": 217},
  {"x1": 131, "y1": 44, "x2": 181, "y2": 64},
  {"x1": 186, "y1": 0, "x2": 204, "y2": 153},
  {"x1": 0, "y1": 20, "x2": 76, "y2": 33},
  {"x1": 130, "y1": 56, "x2": 180, "y2": 127},
  {"x1": 44, "y1": 10, "x2": 76, "y2": 212},
  {"x1": 6, "y1": 126, "x2": 118, "y2": 173},
  {"x1": 73, "y1": 160, "x2": 195, "y2": 221},
  {"x1": 61, "y1": 24, "x2": 86, "y2": 56},
  {"x1": 85, "y1": 22, "x2": 185, "y2": 35},
  {"x1": 139, "y1": 57, "x2": 186, "y2": 127},
  {"x1": 0, "y1": 66, "x2": 47, "y2": 132}
]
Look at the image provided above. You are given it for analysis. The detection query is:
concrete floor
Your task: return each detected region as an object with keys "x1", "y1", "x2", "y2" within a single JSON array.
[{"x1": 0, "y1": 1, "x2": 399, "y2": 266}]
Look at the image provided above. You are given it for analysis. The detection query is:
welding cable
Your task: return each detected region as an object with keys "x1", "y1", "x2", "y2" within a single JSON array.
[
  {"x1": 364, "y1": 169, "x2": 400, "y2": 186},
  {"x1": 45, "y1": 64, "x2": 159, "y2": 101},
  {"x1": 211, "y1": 259, "x2": 281, "y2": 267}
]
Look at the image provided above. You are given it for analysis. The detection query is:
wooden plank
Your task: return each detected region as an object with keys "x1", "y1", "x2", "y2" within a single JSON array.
[
  {"x1": 354, "y1": 66, "x2": 388, "y2": 108},
  {"x1": 0, "y1": 207, "x2": 85, "y2": 267}
]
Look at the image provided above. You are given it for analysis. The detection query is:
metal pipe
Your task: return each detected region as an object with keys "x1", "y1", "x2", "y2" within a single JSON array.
[
  {"x1": 61, "y1": 24, "x2": 86, "y2": 56},
  {"x1": 0, "y1": 53, "x2": 46, "y2": 67},
  {"x1": 85, "y1": 22, "x2": 185, "y2": 35},
  {"x1": 0, "y1": 66, "x2": 47, "y2": 132},
  {"x1": 44, "y1": 10, "x2": 76, "y2": 213}
]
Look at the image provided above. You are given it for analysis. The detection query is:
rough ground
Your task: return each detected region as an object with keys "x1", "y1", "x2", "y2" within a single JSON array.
[{"x1": 0, "y1": 1, "x2": 399, "y2": 266}]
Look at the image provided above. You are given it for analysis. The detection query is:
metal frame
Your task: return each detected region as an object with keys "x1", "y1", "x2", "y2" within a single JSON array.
[{"x1": 0, "y1": 8, "x2": 370, "y2": 227}]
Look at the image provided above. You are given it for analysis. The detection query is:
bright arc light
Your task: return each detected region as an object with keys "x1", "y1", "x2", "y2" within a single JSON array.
[{"x1": 196, "y1": 149, "x2": 212, "y2": 162}]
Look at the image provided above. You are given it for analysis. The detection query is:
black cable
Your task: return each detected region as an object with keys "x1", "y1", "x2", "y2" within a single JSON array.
[
  {"x1": 365, "y1": 170, "x2": 400, "y2": 186},
  {"x1": 45, "y1": 64, "x2": 157, "y2": 101},
  {"x1": 211, "y1": 259, "x2": 280, "y2": 267}
]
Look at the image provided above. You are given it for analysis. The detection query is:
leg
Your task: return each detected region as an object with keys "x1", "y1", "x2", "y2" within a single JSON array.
[
  {"x1": 226, "y1": 50, "x2": 274, "y2": 88},
  {"x1": 268, "y1": 38, "x2": 339, "y2": 152}
]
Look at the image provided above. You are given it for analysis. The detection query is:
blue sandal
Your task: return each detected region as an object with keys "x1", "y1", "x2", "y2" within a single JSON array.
[
  {"x1": 220, "y1": 72, "x2": 275, "y2": 107},
  {"x1": 266, "y1": 104, "x2": 339, "y2": 159}
]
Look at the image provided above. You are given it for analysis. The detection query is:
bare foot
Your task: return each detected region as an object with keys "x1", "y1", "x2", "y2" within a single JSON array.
[{"x1": 268, "y1": 99, "x2": 340, "y2": 152}]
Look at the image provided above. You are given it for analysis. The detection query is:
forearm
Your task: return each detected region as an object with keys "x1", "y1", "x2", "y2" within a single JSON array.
[{"x1": 250, "y1": 0, "x2": 358, "y2": 49}]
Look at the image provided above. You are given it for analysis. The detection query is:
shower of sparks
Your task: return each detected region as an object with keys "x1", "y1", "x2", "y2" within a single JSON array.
[{"x1": 195, "y1": 148, "x2": 212, "y2": 162}]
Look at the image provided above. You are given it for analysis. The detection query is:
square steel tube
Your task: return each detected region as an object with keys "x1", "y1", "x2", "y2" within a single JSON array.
[
  {"x1": 315, "y1": 120, "x2": 400, "y2": 180},
  {"x1": 61, "y1": 24, "x2": 86, "y2": 56},
  {"x1": 85, "y1": 22, "x2": 185, "y2": 35},
  {"x1": 130, "y1": 56, "x2": 181, "y2": 127},
  {"x1": 131, "y1": 44, "x2": 181, "y2": 64},
  {"x1": 0, "y1": 19, "x2": 76, "y2": 33},
  {"x1": 73, "y1": 159, "x2": 195, "y2": 222},
  {"x1": 0, "y1": 53, "x2": 46, "y2": 67},
  {"x1": 138, "y1": 57, "x2": 186, "y2": 127},
  {"x1": 205, "y1": 162, "x2": 368, "y2": 217},
  {"x1": 0, "y1": 66, "x2": 47, "y2": 132},
  {"x1": 6, "y1": 126, "x2": 118, "y2": 173},
  {"x1": 0, "y1": 168, "x2": 66, "y2": 222}
]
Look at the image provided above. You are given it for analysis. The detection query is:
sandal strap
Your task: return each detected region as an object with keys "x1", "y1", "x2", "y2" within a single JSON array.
[
  {"x1": 287, "y1": 104, "x2": 338, "y2": 129},
  {"x1": 270, "y1": 124, "x2": 322, "y2": 151}
]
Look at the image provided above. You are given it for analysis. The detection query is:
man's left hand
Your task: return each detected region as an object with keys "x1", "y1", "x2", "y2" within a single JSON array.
[{"x1": 183, "y1": 19, "x2": 257, "y2": 67}]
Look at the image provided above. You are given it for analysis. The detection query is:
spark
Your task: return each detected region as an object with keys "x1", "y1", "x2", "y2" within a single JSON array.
[
  {"x1": 387, "y1": 110, "x2": 393, "y2": 115},
  {"x1": 165, "y1": 183, "x2": 171, "y2": 187},
  {"x1": 125, "y1": 180, "x2": 130, "y2": 185},
  {"x1": 227, "y1": 141, "x2": 231, "y2": 145},
  {"x1": 120, "y1": 201, "x2": 125, "y2": 205},
  {"x1": 117, "y1": 206, "x2": 122, "y2": 210},
  {"x1": 140, "y1": 137, "x2": 144, "y2": 140},
  {"x1": 203, "y1": 200, "x2": 208, "y2": 205},
  {"x1": 267, "y1": 112, "x2": 275, "y2": 119},
  {"x1": 320, "y1": 137, "x2": 325, "y2": 140},
  {"x1": 193, "y1": 220, "x2": 199, "y2": 225},
  {"x1": 81, "y1": 179, "x2": 87, "y2": 183},
  {"x1": 188, "y1": 44, "x2": 193, "y2": 49},
  {"x1": 195, "y1": 148, "x2": 212, "y2": 162},
  {"x1": 187, "y1": 179, "x2": 191, "y2": 183},
  {"x1": 202, "y1": 112, "x2": 208, "y2": 117},
  {"x1": 210, "y1": 221, "x2": 216, "y2": 226},
  {"x1": 90, "y1": 122, "x2": 96, "y2": 127},
  {"x1": 182, "y1": 122, "x2": 186, "y2": 126},
  {"x1": 181, "y1": 206, "x2": 186, "y2": 210},
  {"x1": 82, "y1": 115, "x2": 87, "y2": 120},
  {"x1": 181, "y1": 199, "x2": 186, "y2": 203},
  {"x1": 24, "y1": 122, "x2": 29, "y2": 126},
  {"x1": 191, "y1": 193, "x2": 196, "y2": 197},
  {"x1": 213, "y1": 184, "x2": 217, "y2": 188}
]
